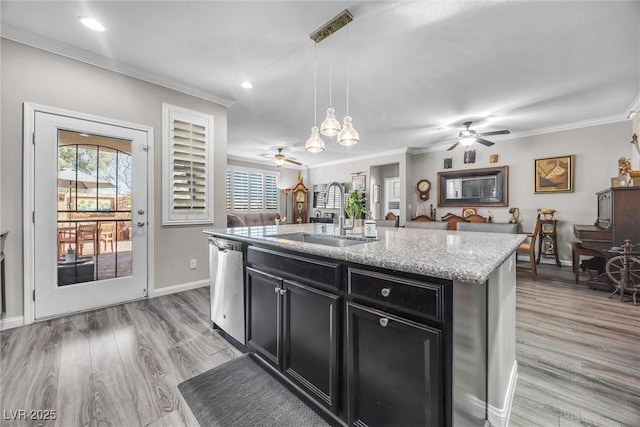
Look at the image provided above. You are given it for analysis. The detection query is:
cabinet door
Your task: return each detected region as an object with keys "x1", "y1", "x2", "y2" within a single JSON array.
[
  {"x1": 347, "y1": 302, "x2": 443, "y2": 427},
  {"x1": 246, "y1": 267, "x2": 282, "y2": 368},
  {"x1": 282, "y1": 280, "x2": 340, "y2": 413}
]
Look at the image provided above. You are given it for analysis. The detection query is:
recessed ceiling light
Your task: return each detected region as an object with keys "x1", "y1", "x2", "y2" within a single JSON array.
[
  {"x1": 241, "y1": 81, "x2": 253, "y2": 89},
  {"x1": 79, "y1": 17, "x2": 105, "y2": 32}
]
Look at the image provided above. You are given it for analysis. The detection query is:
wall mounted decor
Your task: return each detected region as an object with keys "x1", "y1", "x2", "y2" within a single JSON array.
[
  {"x1": 464, "y1": 150, "x2": 476, "y2": 164},
  {"x1": 352, "y1": 174, "x2": 366, "y2": 191},
  {"x1": 534, "y1": 155, "x2": 574, "y2": 193},
  {"x1": 438, "y1": 166, "x2": 509, "y2": 207},
  {"x1": 444, "y1": 158, "x2": 453, "y2": 169},
  {"x1": 489, "y1": 154, "x2": 499, "y2": 163}
]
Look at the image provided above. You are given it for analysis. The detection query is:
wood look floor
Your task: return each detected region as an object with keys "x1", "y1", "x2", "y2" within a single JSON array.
[{"x1": 1, "y1": 266, "x2": 638, "y2": 427}]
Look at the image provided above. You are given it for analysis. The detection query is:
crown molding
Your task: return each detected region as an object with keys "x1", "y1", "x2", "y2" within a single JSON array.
[
  {"x1": 412, "y1": 114, "x2": 629, "y2": 154},
  {"x1": 309, "y1": 147, "x2": 409, "y2": 169},
  {"x1": 1, "y1": 24, "x2": 236, "y2": 107},
  {"x1": 227, "y1": 155, "x2": 303, "y2": 171}
]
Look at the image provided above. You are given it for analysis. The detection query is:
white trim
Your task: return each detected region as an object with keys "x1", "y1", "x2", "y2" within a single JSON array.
[
  {"x1": 23, "y1": 103, "x2": 154, "y2": 325},
  {"x1": 310, "y1": 148, "x2": 409, "y2": 169},
  {"x1": 0, "y1": 316, "x2": 25, "y2": 331},
  {"x1": 149, "y1": 279, "x2": 208, "y2": 298},
  {"x1": 626, "y1": 92, "x2": 640, "y2": 113},
  {"x1": 2, "y1": 25, "x2": 235, "y2": 107},
  {"x1": 488, "y1": 361, "x2": 518, "y2": 427}
]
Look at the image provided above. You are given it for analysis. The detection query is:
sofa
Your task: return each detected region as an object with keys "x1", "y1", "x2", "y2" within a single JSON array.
[{"x1": 227, "y1": 212, "x2": 281, "y2": 227}]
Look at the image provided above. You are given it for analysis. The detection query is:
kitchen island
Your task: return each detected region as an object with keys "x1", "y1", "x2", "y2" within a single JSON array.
[{"x1": 204, "y1": 223, "x2": 525, "y2": 427}]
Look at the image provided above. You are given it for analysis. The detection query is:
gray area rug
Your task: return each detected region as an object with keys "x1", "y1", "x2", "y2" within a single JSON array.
[{"x1": 178, "y1": 354, "x2": 330, "y2": 427}]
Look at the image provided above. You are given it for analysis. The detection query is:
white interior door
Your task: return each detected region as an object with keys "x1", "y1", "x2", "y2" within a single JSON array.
[{"x1": 33, "y1": 111, "x2": 149, "y2": 319}]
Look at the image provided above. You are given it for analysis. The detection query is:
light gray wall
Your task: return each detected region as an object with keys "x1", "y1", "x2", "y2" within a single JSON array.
[
  {"x1": 1, "y1": 39, "x2": 228, "y2": 317},
  {"x1": 410, "y1": 120, "x2": 634, "y2": 262},
  {"x1": 307, "y1": 152, "x2": 408, "y2": 222}
]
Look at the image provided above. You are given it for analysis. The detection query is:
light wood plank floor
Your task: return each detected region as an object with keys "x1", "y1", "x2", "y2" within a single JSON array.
[
  {"x1": 510, "y1": 262, "x2": 640, "y2": 427},
  {"x1": 1, "y1": 266, "x2": 638, "y2": 426}
]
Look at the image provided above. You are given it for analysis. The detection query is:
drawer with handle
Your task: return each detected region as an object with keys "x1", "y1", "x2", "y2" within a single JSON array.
[{"x1": 347, "y1": 267, "x2": 444, "y2": 322}]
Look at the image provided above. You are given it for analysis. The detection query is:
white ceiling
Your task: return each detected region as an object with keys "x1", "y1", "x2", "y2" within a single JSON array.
[{"x1": 2, "y1": 1, "x2": 639, "y2": 168}]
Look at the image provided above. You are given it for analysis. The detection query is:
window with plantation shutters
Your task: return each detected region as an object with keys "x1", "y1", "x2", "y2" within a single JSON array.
[
  {"x1": 227, "y1": 166, "x2": 279, "y2": 212},
  {"x1": 162, "y1": 103, "x2": 214, "y2": 225}
]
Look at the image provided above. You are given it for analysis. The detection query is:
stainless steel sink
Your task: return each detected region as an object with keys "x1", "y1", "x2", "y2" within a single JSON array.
[{"x1": 267, "y1": 233, "x2": 375, "y2": 247}]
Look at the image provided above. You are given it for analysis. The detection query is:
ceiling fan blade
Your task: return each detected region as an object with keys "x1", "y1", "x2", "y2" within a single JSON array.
[
  {"x1": 285, "y1": 158, "x2": 302, "y2": 166},
  {"x1": 447, "y1": 141, "x2": 460, "y2": 151},
  {"x1": 476, "y1": 138, "x2": 495, "y2": 147},
  {"x1": 477, "y1": 130, "x2": 510, "y2": 137}
]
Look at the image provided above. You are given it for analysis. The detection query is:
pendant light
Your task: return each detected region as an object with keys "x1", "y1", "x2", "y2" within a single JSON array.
[
  {"x1": 305, "y1": 42, "x2": 325, "y2": 153},
  {"x1": 320, "y1": 56, "x2": 341, "y2": 136},
  {"x1": 337, "y1": 22, "x2": 359, "y2": 146}
]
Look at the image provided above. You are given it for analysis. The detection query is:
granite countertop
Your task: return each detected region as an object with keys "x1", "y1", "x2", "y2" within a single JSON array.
[{"x1": 203, "y1": 223, "x2": 526, "y2": 285}]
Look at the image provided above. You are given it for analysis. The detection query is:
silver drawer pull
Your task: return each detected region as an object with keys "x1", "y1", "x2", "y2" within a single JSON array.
[
  {"x1": 381, "y1": 288, "x2": 391, "y2": 297},
  {"x1": 379, "y1": 318, "x2": 389, "y2": 327}
]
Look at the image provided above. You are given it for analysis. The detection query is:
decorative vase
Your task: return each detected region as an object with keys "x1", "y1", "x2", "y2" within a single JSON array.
[
  {"x1": 346, "y1": 218, "x2": 363, "y2": 235},
  {"x1": 65, "y1": 253, "x2": 76, "y2": 263}
]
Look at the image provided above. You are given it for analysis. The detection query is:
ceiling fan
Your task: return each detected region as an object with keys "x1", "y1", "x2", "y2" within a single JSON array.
[
  {"x1": 446, "y1": 121, "x2": 510, "y2": 151},
  {"x1": 273, "y1": 148, "x2": 302, "y2": 167}
]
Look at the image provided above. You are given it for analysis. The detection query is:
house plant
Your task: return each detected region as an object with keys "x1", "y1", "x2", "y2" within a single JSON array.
[{"x1": 344, "y1": 190, "x2": 366, "y2": 233}]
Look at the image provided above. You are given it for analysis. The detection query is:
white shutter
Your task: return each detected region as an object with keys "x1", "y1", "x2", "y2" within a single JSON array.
[
  {"x1": 162, "y1": 104, "x2": 214, "y2": 225},
  {"x1": 226, "y1": 167, "x2": 280, "y2": 213}
]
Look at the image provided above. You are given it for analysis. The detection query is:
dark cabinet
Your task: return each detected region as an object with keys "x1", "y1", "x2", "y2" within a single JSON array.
[
  {"x1": 246, "y1": 267, "x2": 281, "y2": 366},
  {"x1": 246, "y1": 265, "x2": 340, "y2": 414},
  {"x1": 283, "y1": 280, "x2": 340, "y2": 412},
  {"x1": 346, "y1": 302, "x2": 443, "y2": 427}
]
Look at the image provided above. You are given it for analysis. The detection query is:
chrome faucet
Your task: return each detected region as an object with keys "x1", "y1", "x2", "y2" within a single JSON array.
[{"x1": 324, "y1": 182, "x2": 347, "y2": 236}]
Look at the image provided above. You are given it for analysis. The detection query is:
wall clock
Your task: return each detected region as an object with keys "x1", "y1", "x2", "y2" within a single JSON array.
[{"x1": 417, "y1": 179, "x2": 431, "y2": 201}]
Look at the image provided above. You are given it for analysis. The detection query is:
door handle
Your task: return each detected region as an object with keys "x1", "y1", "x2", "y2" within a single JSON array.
[
  {"x1": 379, "y1": 318, "x2": 389, "y2": 327},
  {"x1": 138, "y1": 209, "x2": 145, "y2": 215}
]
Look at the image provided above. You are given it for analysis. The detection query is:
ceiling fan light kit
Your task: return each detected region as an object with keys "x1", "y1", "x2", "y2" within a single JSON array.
[{"x1": 447, "y1": 121, "x2": 509, "y2": 151}]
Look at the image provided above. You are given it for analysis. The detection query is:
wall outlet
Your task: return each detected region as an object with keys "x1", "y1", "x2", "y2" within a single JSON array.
[{"x1": 190, "y1": 259, "x2": 197, "y2": 269}]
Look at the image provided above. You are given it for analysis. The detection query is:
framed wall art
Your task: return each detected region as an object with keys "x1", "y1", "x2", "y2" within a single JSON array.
[
  {"x1": 535, "y1": 155, "x2": 574, "y2": 193},
  {"x1": 352, "y1": 174, "x2": 366, "y2": 191}
]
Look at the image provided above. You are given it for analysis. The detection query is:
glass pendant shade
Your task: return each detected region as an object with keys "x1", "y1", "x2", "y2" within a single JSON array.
[
  {"x1": 320, "y1": 107, "x2": 341, "y2": 136},
  {"x1": 274, "y1": 154, "x2": 285, "y2": 167},
  {"x1": 460, "y1": 136, "x2": 476, "y2": 147},
  {"x1": 337, "y1": 116, "x2": 359, "y2": 146},
  {"x1": 305, "y1": 126, "x2": 325, "y2": 153}
]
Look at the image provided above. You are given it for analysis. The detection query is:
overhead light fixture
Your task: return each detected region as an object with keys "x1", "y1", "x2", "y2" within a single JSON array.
[
  {"x1": 459, "y1": 129, "x2": 477, "y2": 147},
  {"x1": 241, "y1": 81, "x2": 253, "y2": 89},
  {"x1": 310, "y1": 10, "x2": 359, "y2": 145},
  {"x1": 79, "y1": 17, "x2": 105, "y2": 32},
  {"x1": 337, "y1": 19, "x2": 359, "y2": 146},
  {"x1": 305, "y1": 43, "x2": 325, "y2": 153},
  {"x1": 274, "y1": 153, "x2": 286, "y2": 168}
]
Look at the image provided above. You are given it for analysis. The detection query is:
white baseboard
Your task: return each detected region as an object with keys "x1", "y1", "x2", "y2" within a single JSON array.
[
  {"x1": 149, "y1": 279, "x2": 208, "y2": 298},
  {"x1": 488, "y1": 361, "x2": 518, "y2": 427},
  {"x1": 0, "y1": 315, "x2": 25, "y2": 331}
]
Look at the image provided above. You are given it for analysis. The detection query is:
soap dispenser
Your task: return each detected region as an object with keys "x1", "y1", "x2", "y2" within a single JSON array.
[{"x1": 364, "y1": 212, "x2": 377, "y2": 238}]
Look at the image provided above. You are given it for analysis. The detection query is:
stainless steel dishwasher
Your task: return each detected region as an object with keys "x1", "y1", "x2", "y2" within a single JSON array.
[{"x1": 209, "y1": 236, "x2": 245, "y2": 344}]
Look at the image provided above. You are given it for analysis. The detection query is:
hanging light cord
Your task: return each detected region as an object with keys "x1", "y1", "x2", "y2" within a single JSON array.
[
  {"x1": 313, "y1": 42, "x2": 318, "y2": 124},
  {"x1": 346, "y1": 23, "x2": 350, "y2": 114},
  {"x1": 328, "y1": 49, "x2": 333, "y2": 108}
]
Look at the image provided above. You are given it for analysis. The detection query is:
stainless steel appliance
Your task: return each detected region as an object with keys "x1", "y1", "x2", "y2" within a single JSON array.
[{"x1": 209, "y1": 237, "x2": 245, "y2": 344}]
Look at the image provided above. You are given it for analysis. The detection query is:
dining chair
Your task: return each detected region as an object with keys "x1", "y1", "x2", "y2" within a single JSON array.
[
  {"x1": 57, "y1": 226, "x2": 76, "y2": 258},
  {"x1": 98, "y1": 222, "x2": 116, "y2": 253},
  {"x1": 405, "y1": 221, "x2": 449, "y2": 230},
  {"x1": 456, "y1": 222, "x2": 518, "y2": 233},
  {"x1": 516, "y1": 215, "x2": 541, "y2": 280},
  {"x1": 77, "y1": 223, "x2": 98, "y2": 255}
]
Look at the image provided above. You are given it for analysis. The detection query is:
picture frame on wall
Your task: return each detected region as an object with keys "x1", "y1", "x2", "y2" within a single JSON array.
[
  {"x1": 352, "y1": 174, "x2": 366, "y2": 191},
  {"x1": 535, "y1": 155, "x2": 574, "y2": 193},
  {"x1": 373, "y1": 184, "x2": 380, "y2": 203}
]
